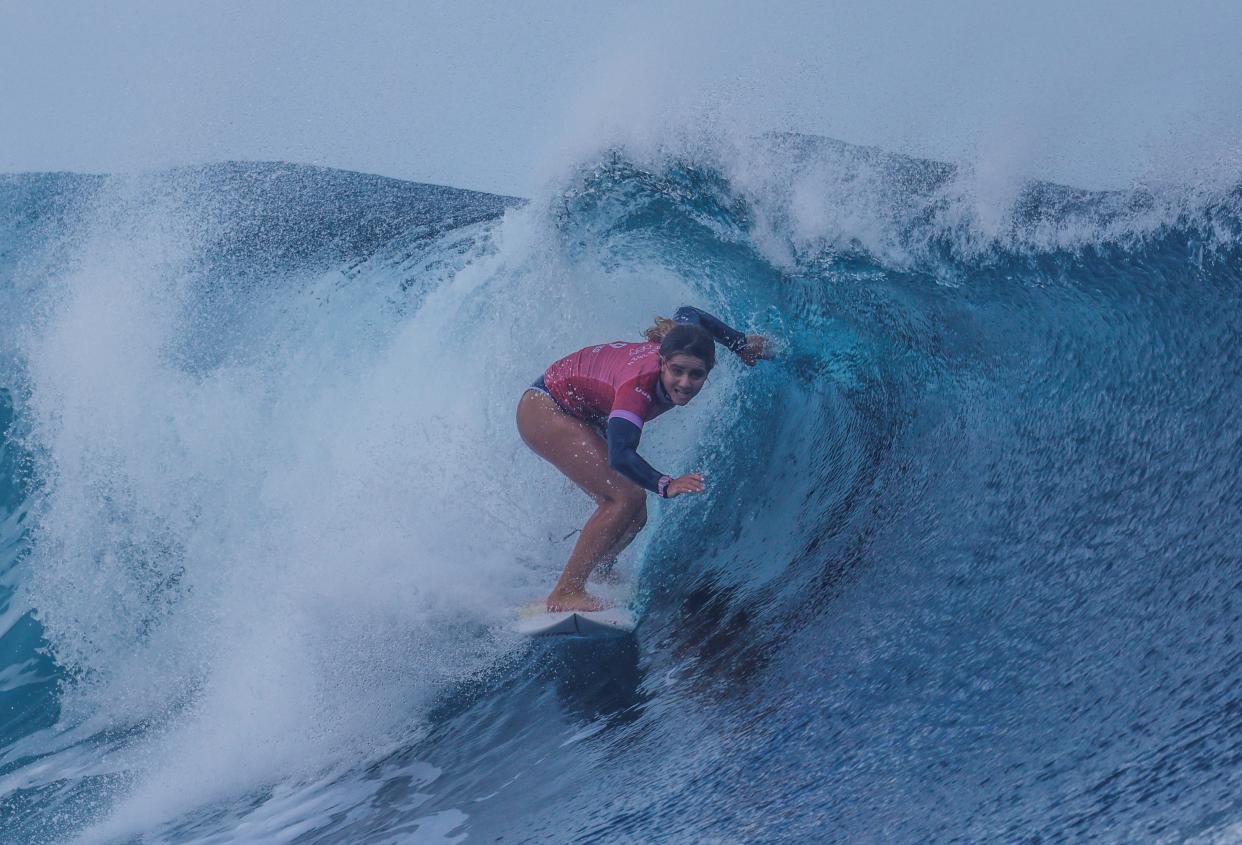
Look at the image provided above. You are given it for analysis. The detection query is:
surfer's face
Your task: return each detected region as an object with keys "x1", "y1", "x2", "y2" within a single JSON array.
[{"x1": 660, "y1": 354, "x2": 708, "y2": 405}]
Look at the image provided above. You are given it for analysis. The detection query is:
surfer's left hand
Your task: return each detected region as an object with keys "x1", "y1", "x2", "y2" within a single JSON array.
[{"x1": 738, "y1": 335, "x2": 775, "y2": 367}]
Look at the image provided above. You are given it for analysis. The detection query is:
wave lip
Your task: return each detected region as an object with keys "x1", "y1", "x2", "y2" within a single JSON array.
[{"x1": 710, "y1": 132, "x2": 1242, "y2": 269}]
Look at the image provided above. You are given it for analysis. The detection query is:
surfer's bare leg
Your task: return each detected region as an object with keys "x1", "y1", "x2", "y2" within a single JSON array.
[
  {"x1": 517, "y1": 390, "x2": 647, "y2": 612},
  {"x1": 594, "y1": 508, "x2": 646, "y2": 582}
]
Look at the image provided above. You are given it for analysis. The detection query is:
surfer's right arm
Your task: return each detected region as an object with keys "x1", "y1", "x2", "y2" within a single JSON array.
[{"x1": 674, "y1": 305, "x2": 774, "y2": 367}]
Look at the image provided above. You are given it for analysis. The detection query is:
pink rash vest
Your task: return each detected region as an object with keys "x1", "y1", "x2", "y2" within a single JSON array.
[
  {"x1": 542, "y1": 340, "x2": 673, "y2": 431},
  {"x1": 533, "y1": 306, "x2": 747, "y2": 496}
]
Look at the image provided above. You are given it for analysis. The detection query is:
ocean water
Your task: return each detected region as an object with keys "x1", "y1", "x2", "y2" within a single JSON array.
[{"x1": 0, "y1": 140, "x2": 1240, "y2": 844}]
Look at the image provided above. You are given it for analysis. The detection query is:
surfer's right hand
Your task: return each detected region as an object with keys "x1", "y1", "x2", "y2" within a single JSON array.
[
  {"x1": 666, "y1": 473, "x2": 706, "y2": 498},
  {"x1": 738, "y1": 334, "x2": 775, "y2": 366}
]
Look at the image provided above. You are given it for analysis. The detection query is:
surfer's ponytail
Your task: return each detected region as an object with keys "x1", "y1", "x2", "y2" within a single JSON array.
[{"x1": 642, "y1": 316, "x2": 677, "y2": 342}]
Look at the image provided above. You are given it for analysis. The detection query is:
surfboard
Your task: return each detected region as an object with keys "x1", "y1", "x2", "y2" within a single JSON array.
[{"x1": 515, "y1": 602, "x2": 637, "y2": 638}]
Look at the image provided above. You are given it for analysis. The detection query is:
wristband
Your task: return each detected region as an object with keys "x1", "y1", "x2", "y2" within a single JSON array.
[{"x1": 657, "y1": 475, "x2": 672, "y2": 498}]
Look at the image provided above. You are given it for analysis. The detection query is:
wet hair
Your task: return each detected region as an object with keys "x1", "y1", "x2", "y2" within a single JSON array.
[
  {"x1": 656, "y1": 322, "x2": 716, "y2": 371},
  {"x1": 642, "y1": 316, "x2": 677, "y2": 342}
]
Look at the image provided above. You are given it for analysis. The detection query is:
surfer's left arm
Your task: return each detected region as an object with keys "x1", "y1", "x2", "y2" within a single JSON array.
[
  {"x1": 606, "y1": 418, "x2": 703, "y2": 498},
  {"x1": 605, "y1": 417, "x2": 665, "y2": 492},
  {"x1": 674, "y1": 305, "x2": 774, "y2": 367}
]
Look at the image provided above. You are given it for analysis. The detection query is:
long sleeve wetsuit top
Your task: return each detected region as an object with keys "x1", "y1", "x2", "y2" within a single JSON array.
[{"x1": 541, "y1": 306, "x2": 747, "y2": 494}]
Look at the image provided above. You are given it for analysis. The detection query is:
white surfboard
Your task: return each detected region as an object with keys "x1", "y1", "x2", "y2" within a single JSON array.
[{"x1": 515, "y1": 603, "x2": 637, "y2": 638}]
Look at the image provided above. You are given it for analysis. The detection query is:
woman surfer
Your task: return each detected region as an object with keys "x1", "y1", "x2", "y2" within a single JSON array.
[{"x1": 516, "y1": 306, "x2": 772, "y2": 612}]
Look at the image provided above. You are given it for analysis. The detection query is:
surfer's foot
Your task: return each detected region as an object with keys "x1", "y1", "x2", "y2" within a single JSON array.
[{"x1": 546, "y1": 589, "x2": 610, "y2": 612}]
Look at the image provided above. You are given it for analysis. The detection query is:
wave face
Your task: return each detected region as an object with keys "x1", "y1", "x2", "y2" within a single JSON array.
[{"x1": 1, "y1": 145, "x2": 1241, "y2": 844}]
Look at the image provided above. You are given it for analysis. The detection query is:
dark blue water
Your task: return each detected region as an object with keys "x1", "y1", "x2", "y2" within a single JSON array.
[{"x1": 1, "y1": 144, "x2": 1240, "y2": 844}]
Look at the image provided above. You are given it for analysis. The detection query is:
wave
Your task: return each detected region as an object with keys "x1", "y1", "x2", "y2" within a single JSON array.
[{"x1": 2, "y1": 137, "x2": 1241, "y2": 843}]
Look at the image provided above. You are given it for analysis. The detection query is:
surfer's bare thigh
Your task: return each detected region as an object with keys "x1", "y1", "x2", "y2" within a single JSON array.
[{"x1": 516, "y1": 389, "x2": 643, "y2": 508}]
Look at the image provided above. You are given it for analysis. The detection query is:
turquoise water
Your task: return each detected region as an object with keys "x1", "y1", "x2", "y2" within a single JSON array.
[{"x1": 1, "y1": 143, "x2": 1240, "y2": 843}]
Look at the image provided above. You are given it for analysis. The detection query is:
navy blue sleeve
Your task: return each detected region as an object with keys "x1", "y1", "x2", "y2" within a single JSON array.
[
  {"x1": 606, "y1": 417, "x2": 666, "y2": 494},
  {"x1": 674, "y1": 306, "x2": 748, "y2": 353}
]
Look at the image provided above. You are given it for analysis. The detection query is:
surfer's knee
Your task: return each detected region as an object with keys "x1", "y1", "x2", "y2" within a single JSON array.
[{"x1": 604, "y1": 482, "x2": 645, "y2": 516}]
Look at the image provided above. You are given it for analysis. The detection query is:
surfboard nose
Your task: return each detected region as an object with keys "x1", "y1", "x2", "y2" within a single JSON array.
[{"x1": 514, "y1": 607, "x2": 637, "y2": 638}]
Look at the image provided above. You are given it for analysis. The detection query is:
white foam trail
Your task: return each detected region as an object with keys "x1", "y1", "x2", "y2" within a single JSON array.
[{"x1": 18, "y1": 178, "x2": 708, "y2": 838}]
